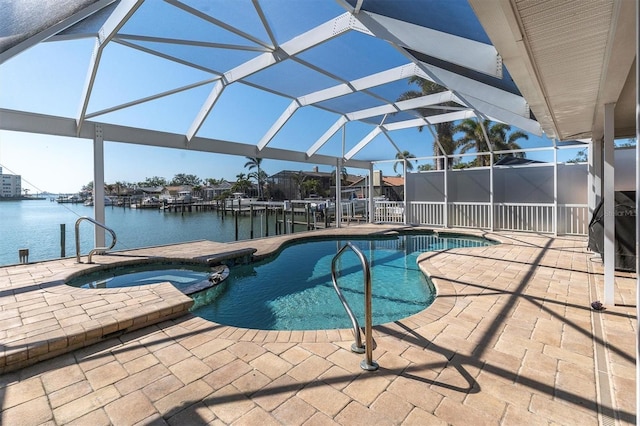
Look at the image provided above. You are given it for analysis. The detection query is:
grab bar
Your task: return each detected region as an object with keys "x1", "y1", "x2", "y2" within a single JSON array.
[
  {"x1": 331, "y1": 242, "x2": 378, "y2": 371},
  {"x1": 75, "y1": 217, "x2": 117, "y2": 263}
]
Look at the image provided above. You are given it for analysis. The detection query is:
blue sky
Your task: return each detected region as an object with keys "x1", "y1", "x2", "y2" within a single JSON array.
[{"x1": 0, "y1": 1, "x2": 587, "y2": 194}]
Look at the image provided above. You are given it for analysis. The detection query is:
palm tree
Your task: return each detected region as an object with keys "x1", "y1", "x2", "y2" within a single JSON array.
[
  {"x1": 455, "y1": 119, "x2": 528, "y2": 166},
  {"x1": 232, "y1": 173, "x2": 251, "y2": 194},
  {"x1": 393, "y1": 151, "x2": 416, "y2": 175},
  {"x1": 244, "y1": 157, "x2": 264, "y2": 199},
  {"x1": 491, "y1": 123, "x2": 529, "y2": 161},
  {"x1": 291, "y1": 171, "x2": 307, "y2": 200},
  {"x1": 397, "y1": 76, "x2": 458, "y2": 169}
]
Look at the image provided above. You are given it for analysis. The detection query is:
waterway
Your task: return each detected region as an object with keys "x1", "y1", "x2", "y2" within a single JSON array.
[{"x1": 0, "y1": 199, "x2": 284, "y2": 266}]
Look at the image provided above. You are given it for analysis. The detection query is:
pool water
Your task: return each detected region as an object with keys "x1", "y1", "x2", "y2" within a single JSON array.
[
  {"x1": 191, "y1": 233, "x2": 492, "y2": 330},
  {"x1": 66, "y1": 262, "x2": 212, "y2": 292}
]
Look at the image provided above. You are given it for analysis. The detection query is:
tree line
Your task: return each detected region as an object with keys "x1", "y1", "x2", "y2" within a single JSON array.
[
  {"x1": 393, "y1": 77, "x2": 529, "y2": 174},
  {"x1": 81, "y1": 156, "x2": 268, "y2": 197}
]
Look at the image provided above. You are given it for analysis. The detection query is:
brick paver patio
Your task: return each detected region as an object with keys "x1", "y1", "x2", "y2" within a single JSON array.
[{"x1": 0, "y1": 225, "x2": 636, "y2": 425}]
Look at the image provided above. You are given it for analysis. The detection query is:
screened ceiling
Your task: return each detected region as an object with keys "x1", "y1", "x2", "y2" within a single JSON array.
[{"x1": 0, "y1": 0, "x2": 636, "y2": 170}]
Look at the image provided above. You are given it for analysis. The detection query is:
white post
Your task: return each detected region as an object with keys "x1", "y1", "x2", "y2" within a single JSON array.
[
  {"x1": 553, "y1": 146, "x2": 558, "y2": 236},
  {"x1": 336, "y1": 158, "x2": 342, "y2": 227},
  {"x1": 93, "y1": 124, "x2": 106, "y2": 247},
  {"x1": 603, "y1": 103, "x2": 615, "y2": 306},
  {"x1": 403, "y1": 158, "x2": 408, "y2": 225},
  {"x1": 489, "y1": 152, "x2": 494, "y2": 231},
  {"x1": 443, "y1": 155, "x2": 448, "y2": 228},
  {"x1": 634, "y1": 0, "x2": 639, "y2": 416},
  {"x1": 588, "y1": 139, "x2": 603, "y2": 216},
  {"x1": 368, "y1": 163, "x2": 374, "y2": 224}
]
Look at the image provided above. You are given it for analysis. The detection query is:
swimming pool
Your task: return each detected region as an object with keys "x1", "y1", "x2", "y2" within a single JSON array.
[
  {"x1": 190, "y1": 232, "x2": 493, "y2": 330},
  {"x1": 65, "y1": 260, "x2": 225, "y2": 295}
]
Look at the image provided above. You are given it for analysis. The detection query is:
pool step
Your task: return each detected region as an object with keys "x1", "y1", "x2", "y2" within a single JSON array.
[{"x1": 0, "y1": 282, "x2": 194, "y2": 374}]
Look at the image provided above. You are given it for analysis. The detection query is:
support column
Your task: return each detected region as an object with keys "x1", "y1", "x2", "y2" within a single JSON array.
[
  {"x1": 403, "y1": 158, "x2": 408, "y2": 225},
  {"x1": 589, "y1": 139, "x2": 603, "y2": 216},
  {"x1": 93, "y1": 124, "x2": 106, "y2": 247},
  {"x1": 634, "y1": 0, "x2": 639, "y2": 416},
  {"x1": 368, "y1": 163, "x2": 374, "y2": 224},
  {"x1": 489, "y1": 152, "x2": 494, "y2": 231},
  {"x1": 603, "y1": 103, "x2": 616, "y2": 306},
  {"x1": 443, "y1": 156, "x2": 448, "y2": 228},
  {"x1": 336, "y1": 158, "x2": 342, "y2": 227},
  {"x1": 553, "y1": 146, "x2": 558, "y2": 236}
]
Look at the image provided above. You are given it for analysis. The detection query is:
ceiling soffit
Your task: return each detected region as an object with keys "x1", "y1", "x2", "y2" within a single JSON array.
[{"x1": 470, "y1": 0, "x2": 636, "y2": 142}]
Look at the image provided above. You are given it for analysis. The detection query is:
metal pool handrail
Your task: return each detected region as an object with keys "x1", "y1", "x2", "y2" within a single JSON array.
[
  {"x1": 75, "y1": 217, "x2": 117, "y2": 264},
  {"x1": 331, "y1": 242, "x2": 378, "y2": 371}
]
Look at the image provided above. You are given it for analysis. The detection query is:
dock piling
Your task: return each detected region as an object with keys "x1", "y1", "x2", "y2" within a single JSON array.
[
  {"x1": 18, "y1": 248, "x2": 29, "y2": 264},
  {"x1": 60, "y1": 224, "x2": 66, "y2": 257},
  {"x1": 250, "y1": 204, "x2": 254, "y2": 239}
]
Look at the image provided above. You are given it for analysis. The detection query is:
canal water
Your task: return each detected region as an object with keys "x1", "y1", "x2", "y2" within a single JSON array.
[{"x1": 0, "y1": 199, "x2": 285, "y2": 266}]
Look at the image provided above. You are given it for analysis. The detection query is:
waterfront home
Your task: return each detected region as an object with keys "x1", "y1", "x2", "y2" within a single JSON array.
[
  {"x1": 349, "y1": 172, "x2": 404, "y2": 201},
  {"x1": 203, "y1": 180, "x2": 234, "y2": 200},
  {"x1": 160, "y1": 185, "x2": 192, "y2": 201}
]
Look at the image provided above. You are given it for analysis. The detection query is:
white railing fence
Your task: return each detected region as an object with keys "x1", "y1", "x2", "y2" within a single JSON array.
[
  {"x1": 410, "y1": 202, "x2": 445, "y2": 227},
  {"x1": 374, "y1": 201, "x2": 405, "y2": 223},
  {"x1": 448, "y1": 202, "x2": 492, "y2": 229},
  {"x1": 376, "y1": 200, "x2": 590, "y2": 235},
  {"x1": 557, "y1": 204, "x2": 590, "y2": 235},
  {"x1": 494, "y1": 203, "x2": 554, "y2": 233}
]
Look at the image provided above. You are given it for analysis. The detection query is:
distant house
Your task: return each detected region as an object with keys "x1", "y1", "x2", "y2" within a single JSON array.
[
  {"x1": 267, "y1": 167, "x2": 361, "y2": 200},
  {"x1": 349, "y1": 171, "x2": 404, "y2": 201},
  {"x1": 203, "y1": 180, "x2": 233, "y2": 200},
  {"x1": 138, "y1": 186, "x2": 164, "y2": 196},
  {"x1": 162, "y1": 185, "x2": 192, "y2": 200}
]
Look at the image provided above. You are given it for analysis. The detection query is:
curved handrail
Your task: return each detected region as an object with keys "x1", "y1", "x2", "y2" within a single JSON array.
[
  {"x1": 75, "y1": 217, "x2": 117, "y2": 263},
  {"x1": 331, "y1": 242, "x2": 378, "y2": 371}
]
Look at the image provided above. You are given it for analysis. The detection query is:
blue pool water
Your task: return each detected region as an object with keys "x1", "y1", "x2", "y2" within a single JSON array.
[
  {"x1": 66, "y1": 261, "x2": 212, "y2": 292},
  {"x1": 190, "y1": 232, "x2": 493, "y2": 330}
]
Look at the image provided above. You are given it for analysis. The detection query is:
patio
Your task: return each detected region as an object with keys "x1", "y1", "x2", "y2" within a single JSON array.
[
  {"x1": 0, "y1": 0, "x2": 638, "y2": 424},
  {"x1": 0, "y1": 225, "x2": 635, "y2": 425}
]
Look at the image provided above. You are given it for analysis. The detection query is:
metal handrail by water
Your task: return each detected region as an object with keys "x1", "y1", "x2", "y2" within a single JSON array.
[
  {"x1": 331, "y1": 242, "x2": 378, "y2": 371},
  {"x1": 75, "y1": 217, "x2": 117, "y2": 263}
]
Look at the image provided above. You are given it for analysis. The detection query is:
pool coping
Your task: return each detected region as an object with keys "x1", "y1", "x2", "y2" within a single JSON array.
[{"x1": 0, "y1": 225, "x2": 495, "y2": 374}]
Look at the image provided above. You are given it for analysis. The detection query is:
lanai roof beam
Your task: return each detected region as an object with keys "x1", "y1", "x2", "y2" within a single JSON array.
[{"x1": 76, "y1": 0, "x2": 145, "y2": 134}]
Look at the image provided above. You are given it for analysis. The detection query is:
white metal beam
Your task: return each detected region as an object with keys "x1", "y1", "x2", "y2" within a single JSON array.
[
  {"x1": 166, "y1": 0, "x2": 273, "y2": 49},
  {"x1": 460, "y1": 94, "x2": 542, "y2": 135},
  {"x1": 0, "y1": 108, "x2": 372, "y2": 170},
  {"x1": 414, "y1": 64, "x2": 530, "y2": 119},
  {"x1": 603, "y1": 103, "x2": 615, "y2": 306},
  {"x1": 86, "y1": 77, "x2": 219, "y2": 119},
  {"x1": 298, "y1": 63, "x2": 416, "y2": 106},
  {"x1": 307, "y1": 116, "x2": 348, "y2": 158},
  {"x1": 280, "y1": 13, "x2": 352, "y2": 56},
  {"x1": 93, "y1": 124, "x2": 106, "y2": 247},
  {"x1": 252, "y1": 0, "x2": 278, "y2": 48},
  {"x1": 257, "y1": 100, "x2": 301, "y2": 151},
  {"x1": 76, "y1": 0, "x2": 145, "y2": 134},
  {"x1": 113, "y1": 39, "x2": 223, "y2": 75},
  {"x1": 380, "y1": 129, "x2": 402, "y2": 155},
  {"x1": 186, "y1": 80, "x2": 226, "y2": 141},
  {"x1": 345, "y1": 127, "x2": 382, "y2": 160},
  {"x1": 187, "y1": 13, "x2": 353, "y2": 141},
  {"x1": 346, "y1": 91, "x2": 457, "y2": 121},
  {"x1": 383, "y1": 110, "x2": 476, "y2": 132},
  {"x1": 114, "y1": 34, "x2": 269, "y2": 52},
  {"x1": 353, "y1": 11, "x2": 503, "y2": 78}
]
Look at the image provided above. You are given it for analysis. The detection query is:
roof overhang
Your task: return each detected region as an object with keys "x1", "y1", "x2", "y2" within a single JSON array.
[{"x1": 469, "y1": 0, "x2": 637, "y2": 141}]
